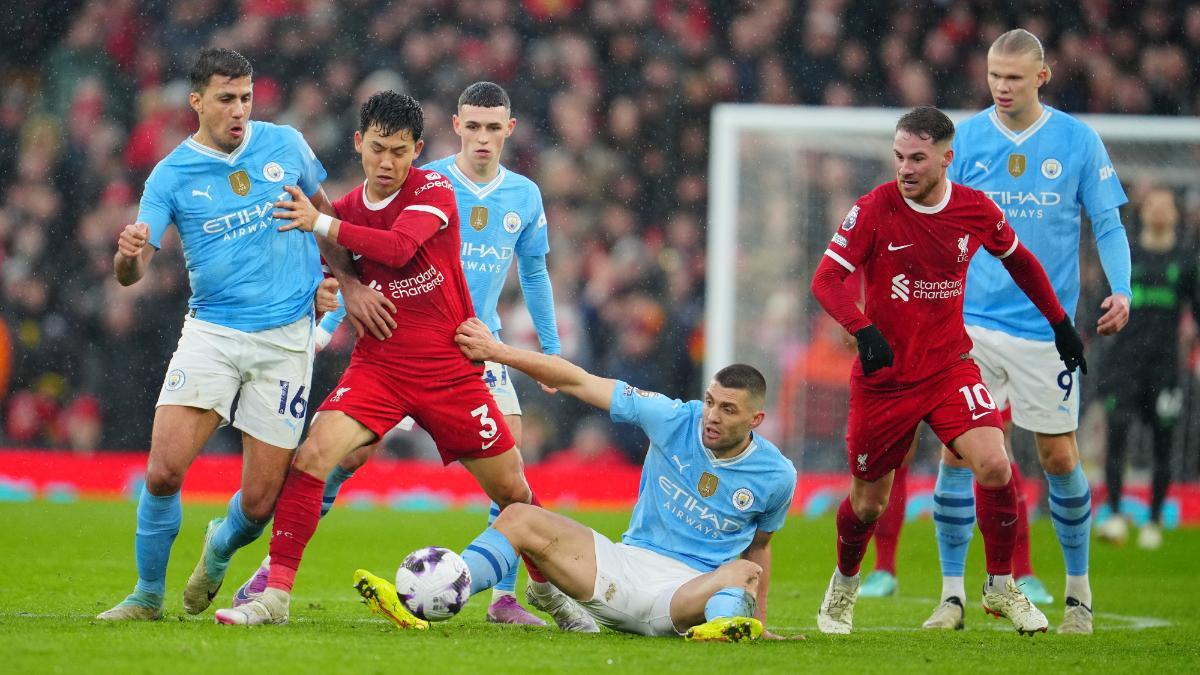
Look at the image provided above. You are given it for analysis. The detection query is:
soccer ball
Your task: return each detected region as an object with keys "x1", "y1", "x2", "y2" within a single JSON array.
[{"x1": 394, "y1": 546, "x2": 472, "y2": 621}]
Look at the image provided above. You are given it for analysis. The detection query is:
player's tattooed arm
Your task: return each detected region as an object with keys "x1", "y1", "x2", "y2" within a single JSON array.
[
  {"x1": 455, "y1": 318, "x2": 615, "y2": 409},
  {"x1": 113, "y1": 222, "x2": 156, "y2": 286}
]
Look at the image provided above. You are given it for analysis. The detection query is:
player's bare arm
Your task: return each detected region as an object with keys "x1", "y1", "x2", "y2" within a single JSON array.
[
  {"x1": 455, "y1": 318, "x2": 615, "y2": 409},
  {"x1": 741, "y1": 530, "x2": 774, "y2": 624},
  {"x1": 113, "y1": 222, "x2": 155, "y2": 286},
  {"x1": 281, "y1": 185, "x2": 398, "y2": 339},
  {"x1": 1096, "y1": 292, "x2": 1131, "y2": 336},
  {"x1": 314, "y1": 278, "x2": 340, "y2": 314}
]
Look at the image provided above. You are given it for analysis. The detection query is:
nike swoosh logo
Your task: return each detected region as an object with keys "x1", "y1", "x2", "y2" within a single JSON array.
[
  {"x1": 1001, "y1": 517, "x2": 1018, "y2": 527},
  {"x1": 481, "y1": 436, "x2": 500, "y2": 450},
  {"x1": 887, "y1": 243, "x2": 914, "y2": 251},
  {"x1": 972, "y1": 411, "x2": 991, "y2": 420}
]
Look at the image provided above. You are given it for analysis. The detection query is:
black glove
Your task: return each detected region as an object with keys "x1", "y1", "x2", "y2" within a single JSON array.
[
  {"x1": 1052, "y1": 317, "x2": 1087, "y2": 374},
  {"x1": 854, "y1": 325, "x2": 894, "y2": 375}
]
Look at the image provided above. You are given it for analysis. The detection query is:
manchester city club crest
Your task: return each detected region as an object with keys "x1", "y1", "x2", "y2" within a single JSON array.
[
  {"x1": 1007, "y1": 153, "x2": 1026, "y2": 178},
  {"x1": 731, "y1": 487, "x2": 754, "y2": 511},
  {"x1": 503, "y1": 211, "x2": 521, "y2": 234},
  {"x1": 470, "y1": 206, "x2": 489, "y2": 231},
  {"x1": 262, "y1": 161, "x2": 285, "y2": 182},
  {"x1": 165, "y1": 369, "x2": 187, "y2": 391},
  {"x1": 1041, "y1": 158, "x2": 1062, "y2": 179},
  {"x1": 697, "y1": 472, "x2": 719, "y2": 498},
  {"x1": 229, "y1": 169, "x2": 251, "y2": 196}
]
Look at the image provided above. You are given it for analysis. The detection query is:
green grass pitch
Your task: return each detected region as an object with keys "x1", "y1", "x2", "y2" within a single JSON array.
[{"x1": 1, "y1": 500, "x2": 1197, "y2": 674}]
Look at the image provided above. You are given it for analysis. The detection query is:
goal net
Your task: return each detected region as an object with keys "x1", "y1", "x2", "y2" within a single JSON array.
[{"x1": 706, "y1": 105, "x2": 1200, "y2": 477}]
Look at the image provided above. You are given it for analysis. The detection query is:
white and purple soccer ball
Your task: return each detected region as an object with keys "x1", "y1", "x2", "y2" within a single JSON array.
[{"x1": 394, "y1": 546, "x2": 472, "y2": 621}]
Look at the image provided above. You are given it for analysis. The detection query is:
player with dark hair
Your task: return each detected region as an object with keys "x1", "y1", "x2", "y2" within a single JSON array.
[
  {"x1": 353, "y1": 318, "x2": 797, "y2": 641},
  {"x1": 810, "y1": 106, "x2": 1086, "y2": 635},
  {"x1": 1097, "y1": 188, "x2": 1197, "y2": 550},
  {"x1": 96, "y1": 47, "x2": 357, "y2": 621},
  {"x1": 212, "y1": 91, "x2": 567, "y2": 628},
  {"x1": 230, "y1": 82, "x2": 561, "y2": 626},
  {"x1": 912, "y1": 29, "x2": 1131, "y2": 635}
]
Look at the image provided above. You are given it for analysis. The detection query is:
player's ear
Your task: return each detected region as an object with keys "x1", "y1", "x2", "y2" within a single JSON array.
[
  {"x1": 353, "y1": 130, "x2": 363, "y2": 154},
  {"x1": 943, "y1": 147, "x2": 954, "y2": 169},
  {"x1": 1038, "y1": 64, "x2": 1052, "y2": 88},
  {"x1": 748, "y1": 410, "x2": 765, "y2": 430},
  {"x1": 452, "y1": 114, "x2": 461, "y2": 135},
  {"x1": 506, "y1": 117, "x2": 516, "y2": 136},
  {"x1": 188, "y1": 91, "x2": 202, "y2": 114},
  {"x1": 413, "y1": 138, "x2": 425, "y2": 158}
]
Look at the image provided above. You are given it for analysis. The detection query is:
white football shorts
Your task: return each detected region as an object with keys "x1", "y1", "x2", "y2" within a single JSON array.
[
  {"x1": 578, "y1": 530, "x2": 703, "y2": 637},
  {"x1": 482, "y1": 359, "x2": 521, "y2": 417},
  {"x1": 966, "y1": 323, "x2": 1079, "y2": 434},
  {"x1": 157, "y1": 314, "x2": 315, "y2": 449}
]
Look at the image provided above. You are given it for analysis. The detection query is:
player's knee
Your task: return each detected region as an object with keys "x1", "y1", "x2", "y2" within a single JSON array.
[
  {"x1": 238, "y1": 491, "x2": 277, "y2": 523},
  {"x1": 489, "y1": 478, "x2": 533, "y2": 508},
  {"x1": 144, "y1": 465, "x2": 185, "y2": 496},
  {"x1": 1041, "y1": 448, "x2": 1076, "y2": 475},
  {"x1": 851, "y1": 493, "x2": 888, "y2": 523},
  {"x1": 492, "y1": 502, "x2": 536, "y2": 541},
  {"x1": 974, "y1": 454, "x2": 1012, "y2": 487}
]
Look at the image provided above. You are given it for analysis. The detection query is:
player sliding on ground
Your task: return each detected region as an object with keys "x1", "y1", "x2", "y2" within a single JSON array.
[
  {"x1": 810, "y1": 106, "x2": 1086, "y2": 636},
  {"x1": 212, "y1": 91, "x2": 590, "y2": 631},
  {"x1": 355, "y1": 318, "x2": 798, "y2": 641}
]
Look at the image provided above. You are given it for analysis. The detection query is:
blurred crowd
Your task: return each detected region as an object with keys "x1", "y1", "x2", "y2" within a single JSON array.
[{"x1": 2, "y1": 0, "x2": 1199, "y2": 465}]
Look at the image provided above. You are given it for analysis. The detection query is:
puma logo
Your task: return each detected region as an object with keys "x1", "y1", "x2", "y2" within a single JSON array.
[
  {"x1": 975, "y1": 161, "x2": 991, "y2": 173},
  {"x1": 671, "y1": 455, "x2": 690, "y2": 472},
  {"x1": 192, "y1": 185, "x2": 213, "y2": 200}
]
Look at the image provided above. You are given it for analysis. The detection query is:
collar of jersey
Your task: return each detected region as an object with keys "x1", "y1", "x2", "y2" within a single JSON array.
[
  {"x1": 360, "y1": 179, "x2": 404, "y2": 211},
  {"x1": 184, "y1": 123, "x2": 254, "y2": 164},
  {"x1": 447, "y1": 161, "x2": 507, "y2": 200},
  {"x1": 987, "y1": 107, "x2": 1052, "y2": 147},
  {"x1": 903, "y1": 179, "x2": 953, "y2": 214},
  {"x1": 696, "y1": 423, "x2": 760, "y2": 467}
]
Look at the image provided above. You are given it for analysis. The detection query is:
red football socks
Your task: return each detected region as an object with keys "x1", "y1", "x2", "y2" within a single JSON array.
[
  {"x1": 836, "y1": 496, "x2": 877, "y2": 577},
  {"x1": 1009, "y1": 462, "x2": 1034, "y2": 579},
  {"x1": 872, "y1": 466, "x2": 907, "y2": 575},
  {"x1": 520, "y1": 492, "x2": 549, "y2": 583},
  {"x1": 976, "y1": 477, "x2": 1018, "y2": 576},
  {"x1": 267, "y1": 468, "x2": 325, "y2": 593}
]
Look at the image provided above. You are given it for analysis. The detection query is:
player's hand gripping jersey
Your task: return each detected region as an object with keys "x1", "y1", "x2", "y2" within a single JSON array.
[
  {"x1": 137, "y1": 121, "x2": 326, "y2": 331},
  {"x1": 821, "y1": 182, "x2": 1020, "y2": 389},
  {"x1": 330, "y1": 167, "x2": 476, "y2": 372}
]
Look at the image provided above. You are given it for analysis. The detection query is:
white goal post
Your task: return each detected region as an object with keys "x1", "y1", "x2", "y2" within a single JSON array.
[{"x1": 705, "y1": 104, "x2": 1200, "y2": 462}]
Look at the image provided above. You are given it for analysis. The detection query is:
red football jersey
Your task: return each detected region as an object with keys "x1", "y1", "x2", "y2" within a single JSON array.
[
  {"x1": 332, "y1": 166, "x2": 476, "y2": 372},
  {"x1": 823, "y1": 181, "x2": 1018, "y2": 389}
]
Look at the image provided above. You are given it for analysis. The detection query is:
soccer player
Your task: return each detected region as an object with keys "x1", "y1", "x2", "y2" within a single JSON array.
[
  {"x1": 810, "y1": 106, "x2": 1086, "y2": 635},
  {"x1": 212, "y1": 91, "x2": 579, "y2": 629},
  {"x1": 921, "y1": 29, "x2": 1131, "y2": 635},
  {"x1": 354, "y1": 318, "x2": 797, "y2": 641},
  {"x1": 96, "y1": 48, "x2": 357, "y2": 621},
  {"x1": 1097, "y1": 188, "x2": 1197, "y2": 550},
  {"x1": 230, "y1": 82, "x2": 559, "y2": 625}
]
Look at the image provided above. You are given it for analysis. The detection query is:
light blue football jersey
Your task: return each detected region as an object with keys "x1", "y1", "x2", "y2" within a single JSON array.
[
  {"x1": 421, "y1": 155, "x2": 549, "y2": 334},
  {"x1": 136, "y1": 120, "x2": 326, "y2": 332},
  {"x1": 950, "y1": 106, "x2": 1127, "y2": 341},
  {"x1": 609, "y1": 381, "x2": 797, "y2": 573}
]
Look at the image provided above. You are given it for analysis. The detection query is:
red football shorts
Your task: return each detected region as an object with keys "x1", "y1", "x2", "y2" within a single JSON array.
[
  {"x1": 846, "y1": 358, "x2": 1002, "y2": 481},
  {"x1": 317, "y1": 358, "x2": 515, "y2": 464}
]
